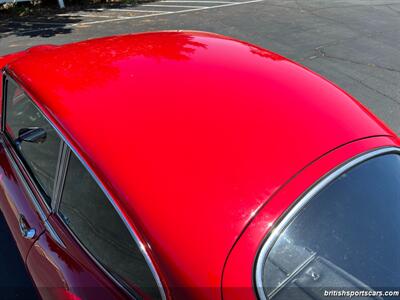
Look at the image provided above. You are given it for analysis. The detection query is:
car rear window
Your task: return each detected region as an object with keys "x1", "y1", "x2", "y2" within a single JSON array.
[{"x1": 257, "y1": 153, "x2": 400, "y2": 300}]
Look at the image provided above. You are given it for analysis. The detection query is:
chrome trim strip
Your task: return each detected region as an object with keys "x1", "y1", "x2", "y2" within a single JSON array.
[
  {"x1": 1, "y1": 72, "x2": 7, "y2": 131},
  {"x1": 44, "y1": 219, "x2": 66, "y2": 247},
  {"x1": 58, "y1": 211, "x2": 146, "y2": 300},
  {"x1": 51, "y1": 141, "x2": 66, "y2": 210},
  {"x1": 255, "y1": 146, "x2": 400, "y2": 300},
  {"x1": 2, "y1": 137, "x2": 65, "y2": 247},
  {"x1": 2, "y1": 137, "x2": 47, "y2": 222},
  {"x1": 61, "y1": 149, "x2": 167, "y2": 300},
  {"x1": 3, "y1": 131, "x2": 52, "y2": 212},
  {"x1": 2, "y1": 77, "x2": 53, "y2": 212},
  {"x1": 3, "y1": 71, "x2": 167, "y2": 300},
  {"x1": 52, "y1": 142, "x2": 70, "y2": 213}
]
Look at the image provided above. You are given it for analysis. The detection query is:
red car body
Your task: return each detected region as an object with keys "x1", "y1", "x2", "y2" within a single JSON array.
[{"x1": 0, "y1": 31, "x2": 398, "y2": 300}]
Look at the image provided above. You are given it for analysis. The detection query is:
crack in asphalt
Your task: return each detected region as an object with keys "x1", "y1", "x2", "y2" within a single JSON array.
[
  {"x1": 314, "y1": 46, "x2": 400, "y2": 74},
  {"x1": 309, "y1": 2, "x2": 400, "y2": 11},
  {"x1": 292, "y1": 0, "x2": 400, "y2": 38},
  {"x1": 346, "y1": 73, "x2": 400, "y2": 106},
  {"x1": 292, "y1": 0, "x2": 361, "y2": 30},
  {"x1": 310, "y1": 51, "x2": 400, "y2": 106},
  {"x1": 386, "y1": 4, "x2": 400, "y2": 15}
]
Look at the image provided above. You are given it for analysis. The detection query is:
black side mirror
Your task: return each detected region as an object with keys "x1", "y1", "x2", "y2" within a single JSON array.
[{"x1": 15, "y1": 127, "x2": 47, "y2": 147}]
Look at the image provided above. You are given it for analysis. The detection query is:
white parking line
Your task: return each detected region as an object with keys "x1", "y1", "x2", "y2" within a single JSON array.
[
  {"x1": 88, "y1": 7, "x2": 167, "y2": 12},
  {"x1": 9, "y1": 0, "x2": 264, "y2": 33},
  {"x1": 160, "y1": 0, "x2": 234, "y2": 3},
  {"x1": 77, "y1": 0, "x2": 264, "y2": 25},
  {"x1": 141, "y1": 4, "x2": 203, "y2": 7},
  {"x1": 80, "y1": 14, "x2": 115, "y2": 17},
  {"x1": 108, "y1": 8, "x2": 169, "y2": 12},
  {"x1": 57, "y1": 13, "x2": 114, "y2": 18},
  {"x1": 116, "y1": 15, "x2": 152, "y2": 19}
]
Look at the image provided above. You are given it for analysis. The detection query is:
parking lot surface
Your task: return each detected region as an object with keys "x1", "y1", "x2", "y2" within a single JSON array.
[
  {"x1": 0, "y1": 212, "x2": 38, "y2": 299},
  {"x1": 0, "y1": 0, "x2": 399, "y2": 294},
  {"x1": 1, "y1": 0, "x2": 399, "y2": 134}
]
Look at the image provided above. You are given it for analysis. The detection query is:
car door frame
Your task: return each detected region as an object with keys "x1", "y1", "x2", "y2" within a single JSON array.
[
  {"x1": 0, "y1": 71, "x2": 65, "y2": 260},
  {"x1": 1, "y1": 69, "x2": 167, "y2": 300}
]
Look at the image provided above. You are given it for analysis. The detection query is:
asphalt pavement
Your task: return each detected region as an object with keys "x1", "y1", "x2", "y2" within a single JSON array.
[
  {"x1": 1, "y1": 0, "x2": 399, "y2": 133},
  {"x1": 0, "y1": 0, "x2": 399, "y2": 296},
  {"x1": 0, "y1": 212, "x2": 38, "y2": 299}
]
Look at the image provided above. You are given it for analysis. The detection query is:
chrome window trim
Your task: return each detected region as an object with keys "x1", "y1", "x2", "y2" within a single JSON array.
[
  {"x1": 2, "y1": 70, "x2": 167, "y2": 300},
  {"x1": 1, "y1": 136, "x2": 47, "y2": 222},
  {"x1": 2, "y1": 75, "x2": 61, "y2": 211},
  {"x1": 2, "y1": 133, "x2": 52, "y2": 215},
  {"x1": 44, "y1": 219, "x2": 65, "y2": 247},
  {"x1": 58, "y1": 147, "x2": 167, "y2": 300},
  {"x1": 254, "y1": 146, "x2": 400, "y2": 300},
  {"x1": 1, "y1": 71, "x2": 7, "y2": 131},
  {"x1": 1, "y1": 136, "x2": 65, "y2": 248},
  {"x1": 56, "y1": 200, "x2": 145, "y2": 300},
  {"x1": 51, "y1": 142, "x2": 70, "y2": 212}
]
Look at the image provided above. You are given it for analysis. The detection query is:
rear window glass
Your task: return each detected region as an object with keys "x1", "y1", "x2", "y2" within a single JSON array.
[{"x1": 259, "y1": 153, "x2": 400, "y2": 300}]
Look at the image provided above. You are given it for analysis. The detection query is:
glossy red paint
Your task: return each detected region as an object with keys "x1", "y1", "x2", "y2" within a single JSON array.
[
  {"x1": 0, "y1": 138, "x2": 46, "y2": 259},
  {"x1": 0, "y1": 31, "x2": 398, "y2": 299},
  {"x1": 0, "y1": 45, "x2": 56, "y2": 103},
  {"x1": 222, "y1": 135, "x2": 400, "y2": 300},
  {"x1": 26, "y1": 220, "x2": 125, "y2": 300}
]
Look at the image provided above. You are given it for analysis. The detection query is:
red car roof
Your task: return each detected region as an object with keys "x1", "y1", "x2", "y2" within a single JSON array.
[{"x1": 5, "y1": 31, "x2": 395, "y2": 297}]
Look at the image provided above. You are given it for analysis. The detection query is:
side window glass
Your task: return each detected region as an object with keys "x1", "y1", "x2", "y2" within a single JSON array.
[
  {"x1": 59, "y1": 152, "x2": 162, "y2": 299},
  {"x1": 5, "y1": 79, "x2": 61, "y2": 206}
]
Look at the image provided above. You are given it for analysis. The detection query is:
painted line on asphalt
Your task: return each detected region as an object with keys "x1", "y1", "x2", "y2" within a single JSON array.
[
  {"x1": 88, "y1": 7, "x2": 168, "y2": 12},
  {"x1": 58, "y1": 13, "x2": 115, "y2": 18},
  {"x1": 6, "y1": 0, "x2": 264, "y2": 33},
  {"x1": 141, "y1": 4, "x2": 204, "y2": 7},
  {"x1": 160, "y1": 0, "x2": 234, "y2": 3},
  {"x1": 108, "y1": 8, "x2": 169, "y2": 12},
  {"x1": 116, "y1": 14, "x2": 158, "y2": 19},
  {"x1": 79, "y1": 14, "x2": 115, "y2": 17},
  {"x1": 78, "y1": 0, "x2": 264, "y2": 25}
]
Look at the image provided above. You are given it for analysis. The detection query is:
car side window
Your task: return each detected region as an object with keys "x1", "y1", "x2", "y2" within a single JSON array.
[
  {"x1": 59, "y1": 152, "x2": 162, "y2": 300},
  {"x1": 5, "y1": 79, "x2": 61, "y2": 206}
]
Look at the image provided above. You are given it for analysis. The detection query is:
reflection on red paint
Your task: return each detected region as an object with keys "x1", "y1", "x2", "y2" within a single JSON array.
[
  {"x1": 0, "y1": 31, "x2": 398, "y2": 300},
  {"x1": 59, "y1": 289, "x2": 81, "y2": 300}
]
